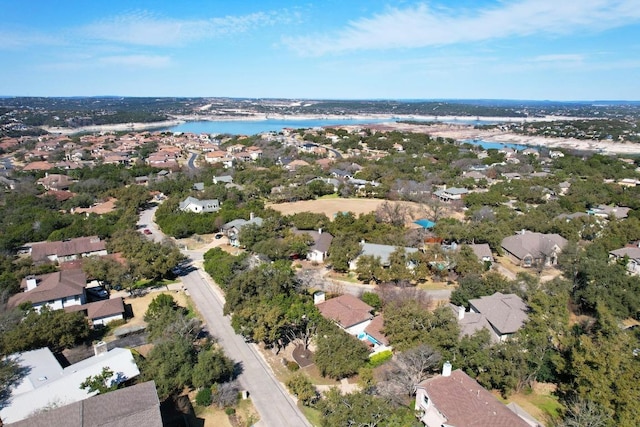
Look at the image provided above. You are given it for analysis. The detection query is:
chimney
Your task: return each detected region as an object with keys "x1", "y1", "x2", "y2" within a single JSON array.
[
  {"x1": 318, "y1": 228, "x2": 322, "y2": 235},
  {"x1": 93, "y1": 341, "x2": 108, "y2": 357},
  {"x1": 249, "y1": 212, "x2": 255, "y2": 220},
  {"x1": 442, "y1": 361, "x2": 452, "y2": 377},
  {"x1": 313, "y1": 291, "x2": 326, "y2": 305},
  {"x1": 26, "y1": 275, "x2": 38, "y2": 291},
  {"x1": 457, "y1": 306, "x2": 465, "y2": 320}
]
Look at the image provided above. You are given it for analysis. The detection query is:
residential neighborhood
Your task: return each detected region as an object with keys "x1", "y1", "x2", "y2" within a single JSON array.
[{"x1": 1, "y1": 99, "x2": 640, "y2": 426}]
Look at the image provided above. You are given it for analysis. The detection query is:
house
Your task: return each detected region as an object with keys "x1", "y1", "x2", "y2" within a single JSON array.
[
  {"x1": 314, "y1": 293, "x2": 389, "y2": 353},
  {"x1": 501, "y1": 230, "x2": 568, "y2": 268},
  {"x1": 222, "y1": 214, "x2": 263, "y2": 247},
  {"x1": 433, "y1": 187, "x2": 468, "y2": 202},
  {"x1": 452, "y1": 292, "x2": 529, "y2": 342},
  {"x1": 65, "y1": 297, "x2": 126, "y2": 327},
  {"x1": 415, "y1": 364, "x2": 533, "y2": 427},
  {"x1": 468, "y1": 243, "x2": 493, "y2": 265},
  {"x1": 587, "y1": 204, "x2": 631, "y2": 219},
  {"x1": 0, "y1": 345, "x2": 140, "y2": 424},
  {"x1": 6, "y1": 381, "x2": 163, "y2": 427},
  {"x1": 349, "y1": 242, "x2": 419, "y2": 270},
  {"x1": 609, "y1": 245, "x2": 640, "y2": 275},
  {"x1": 36, "y1": 173, "x2": 73, "y2": 191},
  {"x1": 213, "y1": 175, "x2": 234, "y2": 185},
  {"x1": 29, "y1": 236, "x2": 107, "y2": 264},
  {"x1": 292, "y1": 229, "x2": 334, "y2": 263},
  {"x1": 285, "y1": 159, "x2": 310, "y2": 172},
  {"x1": 192, "y1": 182, "x2": 205, "y2": 191},
  {"x1": 7, "y1": 269, "x2": 87, "y2": 311},
  {"x1": 178, "y1": 196, "x2": 220, "y2": 213}
]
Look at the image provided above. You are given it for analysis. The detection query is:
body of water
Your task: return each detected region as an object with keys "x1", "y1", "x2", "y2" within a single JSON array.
[
  {"x1": 461, "y1": 139, "x2": 534, "y2": 151},
  {"x1": 164, "y1": 118, "x2": 393, "y2": 135},
  {"x1": 163, "y1": 117, "x2": 504, "y2": 135}
]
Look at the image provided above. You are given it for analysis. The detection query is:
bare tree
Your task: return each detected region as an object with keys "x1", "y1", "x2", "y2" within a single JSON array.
[
  {"x1": 419, "y1": 197, "x2": 447, "y2": 222},
  {"x1": 378, "y1": 344, "x2": 441, "y2": 399},
  {"x1": 556, "y1": 398, "x2": 610, "y2": 427},
  {"x1": 375, "y1": 201, "x2": 414, "y2": 227}
]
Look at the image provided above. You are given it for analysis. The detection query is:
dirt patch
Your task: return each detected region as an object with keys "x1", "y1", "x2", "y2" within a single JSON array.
[{"x1": 267, "y1": 198, "x2": 463, "y2": 224}]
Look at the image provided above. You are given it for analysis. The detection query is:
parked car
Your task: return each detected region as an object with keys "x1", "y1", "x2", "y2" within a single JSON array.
[
  {"x1": 86, "y1": 286, "x2": 109, "y2": 299},
  {"x1": 143, "y1": 229, "x2": 152, "y2": 235},
  {"x1": 215, "y1": 233, "x2": 223, "y2": 239}
]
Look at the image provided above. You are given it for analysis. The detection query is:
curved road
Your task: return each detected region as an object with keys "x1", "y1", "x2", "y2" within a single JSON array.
[{"x1": 138, "y1": 206, "x2": 310, "y2": 427}]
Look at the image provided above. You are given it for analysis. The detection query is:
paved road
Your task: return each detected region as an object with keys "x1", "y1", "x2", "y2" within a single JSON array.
[
  {"x1": 138, "y1": 206, "x2": 310, "y2": 427},
  {"x1": 182, "y1": 268, "x2": 311, "y2": 427},
  {"x1": 187, "y1": 151, "x2": 198, "y2": 170}
]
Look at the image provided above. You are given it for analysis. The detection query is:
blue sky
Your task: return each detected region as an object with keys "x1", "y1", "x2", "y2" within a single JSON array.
[{"x1": 1, "y1": 0, "x2": 639, "y2": 100}]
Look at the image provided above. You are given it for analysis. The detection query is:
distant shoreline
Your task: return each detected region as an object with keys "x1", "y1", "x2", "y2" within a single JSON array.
[{"x1": 41, "y1": 113, "x2": 640, "y2": 155}]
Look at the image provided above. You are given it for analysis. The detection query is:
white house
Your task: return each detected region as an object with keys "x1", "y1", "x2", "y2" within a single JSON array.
[
  {"x1": 8, "y1": 269, "x2": 87, "y2": 312},
  {"x1": 415, "y1": 364, "x2": 533, "y2": 427},
  {"x1": 609, "y1": 245, "x2": 640, "y2": 275},
  {"x1": 292, "y1": 229, "x2": 334, "y2": 263},
  {"x1": 178, "y1": 196, "x2": 220, "y2": 213},
  {"x1": 0, "y1": 345, "x2": 140, "y2": 424}
]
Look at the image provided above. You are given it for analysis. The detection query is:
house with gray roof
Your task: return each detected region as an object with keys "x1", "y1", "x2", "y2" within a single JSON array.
[
  {"x1": 6, "y1": 381, "x2": 162, "y2": 427},
  {"x1": 467, "y1": 243, "x2": 493, "y2": 265},
  {"x1": 465, "y1": 292, "x2": 528, "y2": 342},
  {"x1": 609, "y1": 245, "x2": 640, "y2": 275},
  {"x1": 213, "y1": 175, "x2": 233, "y2": 184},
  {"x1": 501, "y1": 230, "x2": 567, "y2": 268},
  {"x1": 222, "y1": 214, "x2": 263, "y2": 247},
  {"x1": 587, "y1": 204, "x2": 631, "y2": 219},
  {"x1": 178, "y1": 196, "x2": 220, "y2": 213},
  {"x1": 348, "y1": 242, "x2": 419, "y2": 270},
  {"x1": 292, "y1": 229, "x2": 334, "y2": 263},
  {"x1": 1, "y1": 345, "x2": 140, "y2": 424},
  {"x1": 433, "y1": 187, "x2": 468, "y2": 202}
]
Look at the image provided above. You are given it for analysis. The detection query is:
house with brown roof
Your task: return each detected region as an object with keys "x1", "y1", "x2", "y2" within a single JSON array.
[
  {"x1": 501, "y1": 230, "x2": 567, "y2": 268},
  {"x1": 315, "y1": 293, "x2": 373, "y2": 335},
  {"x1": 8, "y1": 269, "x2": 87, "y2": 312},
  {"x1": 36, "y1": 173, "x2": 74, "y2": 191},
  {"x1": 415, "y1": 364, "x2": 534, "y2": 427},
  {"x1": 292, "y1": 229, "x2": 334, "y2": 263},
  {"x1": 65, "y1": 297, "x2": 126, "y2": 327},
  {"x1": 29, "y1": 236, "x2": 107, "y2": 264},
  {"x1": 314, "y1": 292, "x2": 390, "y2": 354},
  {"x1": 467, "y1": 243, "x2": 493, "y2": 265}
]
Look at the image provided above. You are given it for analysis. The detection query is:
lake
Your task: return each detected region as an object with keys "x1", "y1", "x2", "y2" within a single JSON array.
[{"x1": 162, "y1": 117, "x2": 503, "y2": 136}]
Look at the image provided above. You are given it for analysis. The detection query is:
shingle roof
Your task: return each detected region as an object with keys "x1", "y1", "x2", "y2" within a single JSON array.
[
  {"x1": 468, "y1": 243, "x2": 493, "y2": 262},
  {"x1": 317, "y1": 294, "x2": 373, "y2": 328},
  {"x1": 30, "y1": 236, "x2": 106, "y2": 262},
  {"x1": 9, "y1": 269, "x2": 86, "y2": 308},
  {"x1": 364, "y1": 315, "x2": 389, "y2": 345},
  {"x1": 6, "y1": 381, "x2": 162, "y2": 427},
  {"x1": 610, "y1": 246, "x2": 640, "y2": 260},
  {"x1": 418, "y1": 370, "x2": 530, "y2": 427},
  {"x1": 359, "y1": 243, "x2": 419, "y2": 266},
  {"x1": 468, "y1": 292, "x2": 528, "y2": 336},
  {"x1": 501, "y1": 231, "x2": 567, "y2": 261},
  {"x1": 85, "y1": 297, "x2": 125, "y2": 320},
  {"x1": 292, "y1": 229, "x2": 334, "y2": 253}
]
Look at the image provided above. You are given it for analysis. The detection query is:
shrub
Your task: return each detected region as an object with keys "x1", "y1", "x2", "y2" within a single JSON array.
[
  {"x1": 367, "y1": 349, "x2": 393, "y2": 368},
  {"x1": 195, "y1": 387, "x2": 212, "y2": 406},
  {"x1": 285, "y1": 372, "x2": 318, "y2": 406},
  {"x1": 286, "y1": 360, "x2": 300, "y2": 372},
  {"x1": 224, "y1": 407, "x2": 236, "y2": 416}
]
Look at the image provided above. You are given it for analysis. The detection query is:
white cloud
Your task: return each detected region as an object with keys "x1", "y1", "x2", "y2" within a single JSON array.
[
  {"x1": 530, "y1": 54, "x2": 585, "y2": 63},
  {"x1": 0, "y1": 29, "x2": 65, "y2": 50},
  {"x1": 79, "y1": 10, "x2": 291, "y2": 47},
  {"x1": 284, "y1": 0, "x2": 640, "y2": 55},
  {"x1": 98, "y1": 54, "x2": 171, "y2": 68}
]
